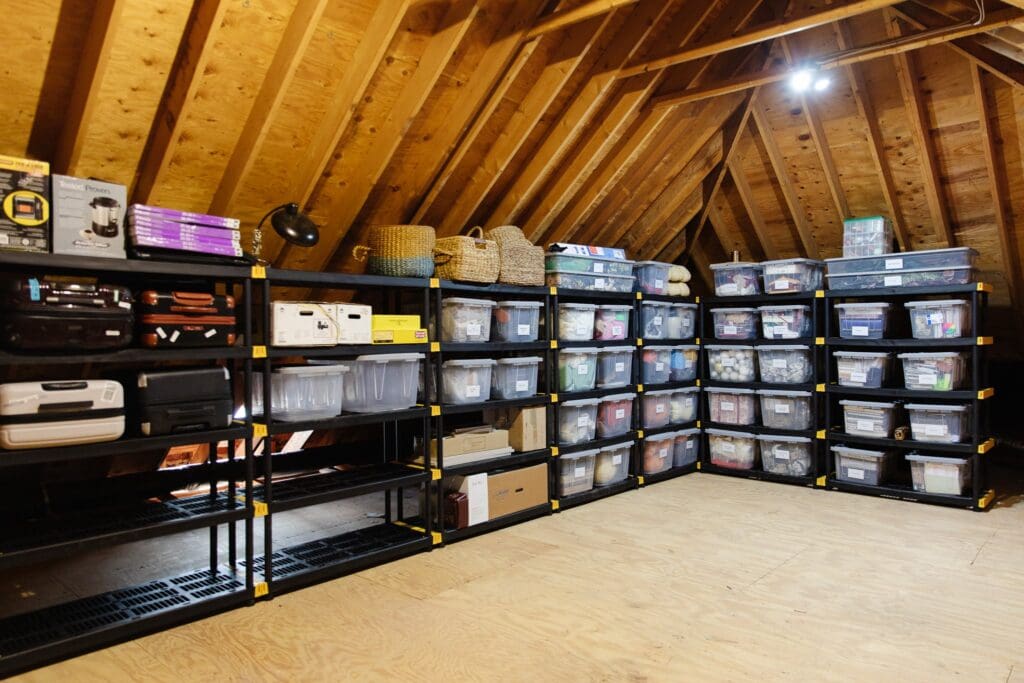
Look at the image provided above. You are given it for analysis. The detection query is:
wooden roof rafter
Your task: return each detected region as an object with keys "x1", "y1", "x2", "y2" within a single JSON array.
[{"x1": 727, "y1": 147, "x2": 780, "y2": 260}]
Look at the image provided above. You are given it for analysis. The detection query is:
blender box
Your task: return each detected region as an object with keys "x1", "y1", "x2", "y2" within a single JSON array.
[
  {"x1": 0, "y1": 155, "x2": 50, "y2": 253},
  {"x1": 51, "y1": 174, "x2": 127, "y2": 259}
]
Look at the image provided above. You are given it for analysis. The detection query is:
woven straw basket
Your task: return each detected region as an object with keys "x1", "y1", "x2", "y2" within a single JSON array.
[
  {"x1": 353, "y1": 225, "x2": 435, "y2": 277},
  {"x1": 434, "y1": 227, "x2": 500, "y2": 283},
  {"x1": 486, "y1": 225, "x2": 544, "y2": 286}
]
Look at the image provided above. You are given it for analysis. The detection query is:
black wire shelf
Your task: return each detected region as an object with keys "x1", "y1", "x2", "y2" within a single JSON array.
[
  {"x1": 0, "y1": 251, "x2": 251, "y2": 280},
  {"x1": 825, "y1": 385, "x2": 990, "y2": 401},
  {"x1": 825, "y1": 478, "x2": 977, "y2": 508},
  {"x1": 825, "y1": 283, "x2": 990, "y2": 299},
  {"x1": 0, "y1": 346, "x2": 250, "y2": 365},
  {"x1": 558, "y1": 433, "x2": 637, "y2": 455},
  {"x1": 267, "y1": 343, "x2": 428, "y2": 358},
  {"x1": 265, "y1": 268, "x2": 429, "y2": 289},
  {"x1": 700, "y1": 463, "x2": 817, "y2": 487},
  {"x1": 641, "y1": 421, "x2": 699, "y2": 438},
  {"x1": 438, "y1": 341, "x2": 549, "y2": 353},
  {"x1": 702, "y1": 291, "x2": 822, "y2": 306},
  {"x1": 702, "y1": 422, "x2": 817, "y2": 439},
  {"x1": 556, "y1": 477, "x2": 637, "y2": 510},
  {"x1": 265, "y1": 407, "x2": 427, "y2": 435},
  {"x1": 556, "y1": 339, "x2": 637, "y2": 349},
  {"x1": 824, "y1": 431, "x2": 989, "y2": 455},
  {"x1": 436, "y1": 395, "x2": 549, "y2": 415},
  {"x1": 255, "y1": 465, "x2": 429, "y2": 513},
  {"x1": 440, "y1": 449, "x2": 551, "y2": 478},
  {"x1": 641, "y1": 462, "x2": 698, "y2": 485},
  {"x1": 436, "y1": 280, "x2": 548, "y2": 296},
  {"x1": 825, "y1": 337, "x2": 989, "y2": 348}
]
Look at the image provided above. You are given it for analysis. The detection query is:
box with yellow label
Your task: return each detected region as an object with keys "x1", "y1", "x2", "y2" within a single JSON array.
[
  {"x1": 0, "y1": 155, "x2": 50, "y2": 253},
  {"x1": 372, "y1": 314, "x2": 428, "y2": 344}
]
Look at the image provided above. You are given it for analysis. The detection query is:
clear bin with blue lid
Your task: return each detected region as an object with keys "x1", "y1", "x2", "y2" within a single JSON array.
[
  {"x1": 759, "y1": 304, "x2": 811, "y2": 340},
  {"x1": 670, "y1": 345, "x2": 699, "y2": 382},
  {"x1": 673, "y1": 427, "x2": 701, "y2": 467},
  {"x1": 640, "y1": 301, "x2": 671, "y2": 339},
  {"x1": 666, "y1": 303, "x2": 697, "y2": 339},
  {"x1": 834, "y1": 351, "x2": 890, "y2": 388},
  {"x1": 634, "y1": 261, "x2": 671, "y2": 295},
  {"x1": 492, "y1": 300, "x2": 543, "y2": 342},
  {"x1": 597, "y1": 345, "x2": 634, "y2": 388},
  {"x1": 756, "y1": 345, "x2": 813, "y2": 384},
  {"x1": 707, "y1": 428, "x2": 758, "y2": 470},
  {"x1": 757, "y1": 435, "x2": 813, "y2": 476},
  {"x1": 711, "y1": 262, "x2": 762, "y2": 296},
  {"x1": 558, "y1": 398, "x2": 600, "y2": 444},
  {"x1": 640, "y1": 345, "x2": 672, "y2": 384},
  {"x1": 711, "y1": 307, "x2": 759, "y2": 340},
  {"x1": 897, "y1": 351, "x2": 967, "y2": 391},
  {"x1": 905, "y1": 403, "x2": 969, "y2": 443},
  {"x1": 558, "y1": 347, "x2": 599, "y2": 392},
  {"x1": 835, "y1": 302, "x2": 891, "y2": 339},
  {"x1": 905, "y1": 299, "x2": 970, "y2": 339},
  {"x1": 839, "y1": 399, "x2": 898, "y2": 438},
  {"x1": 761, "y1": 258, "x2": 824, "y2": 294},
  {"x1": 757, "y1": 389, "x2": 812, "y2": 430},
  {"x1": 906, "y1": 453, "x2": 971, "y2": 495},
  {"x1": 491, "y1": 356, "x2": 542, "y2": 399},
  {"x1": 557, "y1": 448, "x2": 597, "y2": 496},
  {"x1": 831, "y1": 444, "x2": 896, "y2": 485},
  {"x1": 594, "y1": 441, "x2": 632, "y2": 486}
]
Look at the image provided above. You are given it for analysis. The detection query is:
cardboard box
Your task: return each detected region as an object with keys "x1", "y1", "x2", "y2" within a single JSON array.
[
  {"x1": 0, "y1": 155, "x2": 49, "y2": 253},
  {"x1": 485, "y1": 406, "x2": 546, "y2": 452},
  {"x1": 51, "y1": 174, "x2": 127, "y2": 258},
  {"x1": 272, "y1": 301, "x2": 338, "y2": 346},
  {"x1": 429, "y1": 427, "x2": 510, "y2": 467},
  {"x1": 372, "y1": 315, "x2": 428, "y2": 344},
  {"x1": 372, "y1": 314, "x2": 421, "y2": 331},
  {"x1": 488, "y1": 463, "x2": 548, "y2": 519},
  {"x1": 336, "y1": 303, "x2": 372, "y2": 344},
  {"x1": 448, "y1": 473, "x2": 488, "y2": 526}
]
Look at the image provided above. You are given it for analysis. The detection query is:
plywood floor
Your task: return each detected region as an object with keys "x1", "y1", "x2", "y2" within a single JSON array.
[{"x1": 14, "y1": 474, "x2": 1024, "y2": 682}]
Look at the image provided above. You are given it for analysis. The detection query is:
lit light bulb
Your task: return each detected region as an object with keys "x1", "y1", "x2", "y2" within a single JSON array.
[
  {"x1": 813, "y1": 76, "x2": 831, "y2": 92},
  {"x1": 789, "y1": 69, "x2": 813, "y2": 93}
]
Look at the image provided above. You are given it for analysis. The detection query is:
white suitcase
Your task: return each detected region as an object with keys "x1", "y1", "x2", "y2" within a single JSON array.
[
  {"x1": 0, "y1": 379, "x2": 125, "y2": 450},
  {"x1": 272, "y1": 302, "x2": 339, "y2": 346},
  {"x1": 336, "y1": 304, "x2": 372, "y2": 344}
]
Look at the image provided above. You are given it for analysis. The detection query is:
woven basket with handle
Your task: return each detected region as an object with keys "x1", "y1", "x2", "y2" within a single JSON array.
[
  {"x1": 352, "y1": 225, "x2": 435, "y2": 277},
  {"x1": 434, "y1": 227, "x2": 500, "y2": 283},
  {"x1": 485, "y1": 225, "x2": 544, "y2": 286}
]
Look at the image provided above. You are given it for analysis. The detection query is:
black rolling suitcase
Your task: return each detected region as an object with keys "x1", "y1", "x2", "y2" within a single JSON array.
[
  {"x1": 136, "y1": 367, "x2": 233, "y2": 436},
  {"x1": 137, "y1": 290, "x2": 236, "y2": 348},
  {"x1": 0, "y1": 277, "x2": 133, "y2": 350}
]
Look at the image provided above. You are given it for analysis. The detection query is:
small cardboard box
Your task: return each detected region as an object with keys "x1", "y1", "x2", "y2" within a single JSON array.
[
  {"x1": 336, "y1": 303, "x2": 372, "y2": 344},
  {"x1": 448, "y1": 473, "x2": 488, "y2": 526},
  {"x1": 271, "y1": 301, "x2": 338, "y2": 346},
  {"x1": 0, "y1": 155, "x2": 50, "y2": 253},
  {"x1": 51, "y1": 174, "x2": 127, "y2": 258},
  {"x1": 429, "y1": 427, "x2": 510, "y2": 467},
  {"x1": 488, "y1": 463, "x2": 548, "y2": 519},
  {"x1": 485, "y1": 405, "x2": 546, "y2": 452}
]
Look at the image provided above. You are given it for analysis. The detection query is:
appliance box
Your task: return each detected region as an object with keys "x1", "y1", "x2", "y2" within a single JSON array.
[
  {"x1": 272, "y1": 302, "x2": 340, "y2": 347},
  {"x1": 430, "y1": 427, "x2": 510, "y2": 459},
  {"x1": 135, "y1": 368, "x2": 232, "y2": 436},
  {"x1": 138, "y1": 290, "x2": 237, "y2": 347},
  {"x1": 0, "y1": 379, "x2": 125, "y2": 449},
  {"x1": 51, "y1": 174, "x2": 127, "y2": 258},
  {"x1": 0, "y1": 155, "x2": 49, "y2": 253},
  {"x1": 487, "y1": 464, "x2": 548, "y2": 519}
]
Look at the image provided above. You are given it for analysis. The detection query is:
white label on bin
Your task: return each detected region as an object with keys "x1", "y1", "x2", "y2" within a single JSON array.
[
  {"x1": 105, "y1": 330, "x2": 121, "y2": 337},
  {"x1": 515, "y1": 380, "x2": 529, "y2": 392},
  {"x1": 517, "y1": 324, "x2": 531, "y2": 336},
  {"x1": 612, "y1": 454, "x2": 622, "y2": 465},
  {"x1": 594, "y1": 278, "x2": 606, "y2": 288},
  {"x1": 884, "y1": 275, "x2": 902, "y2": 286},
  {"x1": 918, "y1": 373, "x2": 938, "y2": 386},
  {"x1": 775, "y1": 404, "x2": 791, "y2": 414},
  {"x1": 774, "y1": 280, "x2": 790, "y2": 290},
  {"x1": 885, "y1": 258, "x2": 904, "y2": 270},
  {"x1": 721, "y1": 401, "x2": 736, "y2": 412},
  {"x1": 850, "y1": 371, "x2": 867, "y2": 383},
  {"x1": 659, "y1": 448, "x2": 669, "y2": 459},
  {"x1": 578, "y1": 414, "x2": 589, "y2": 427},
  {"x1": 574, "y1": 466, "x2": 586, "y2": 478},
  {"x1": 776, "y1": 449, "x2": 791, "y2": 460},
  {"x1": 847, "y1": 467, "x2": 865, "y2": 480},
  {"x1": 722, "y1": 358, "x2": 736, "y2": 367},
  {"x1": 682, "y1": 318, "x2": 692, "y2": 328},
  {"x1": 577, "y1": 364, "x2": 588, "y2": 375},
  {"x1": 857, "y1": 419, "x2": 876, "y2": 432},
  {"x1": 466, "y1": 323, "x2": 482, "y2": 337},
  {"x1": 655, "y1": 404, "x2": 665, "y2": 413},
  {"x1": 774, "y1": 265, "x2": 798, "y2": 275},
  {"x1": 655, "y1": 362, "x2": 664, "y2": 371},
  {"x1": 615, "y1": 408, "x2": 625, "y2": 419},
  {"x1": 615, "y1": 362, "x2": 625, "y2": 372},
  {"x1": 653, "y1": 315, "x2": 663, "y2": 326},
  {"x1": 654, "y1": 279, "x2": 664, "y2": 289},
  {"x1": 922, "y1": 423, "x2": 947, "y2": 436},
  {"x1": 466, "y1": 385, "x2": 481, "y2": 398},
  {"x1": 852, "y1": 325, "x2": 870, "y2": 337},
  {"x1": 719, "y1": 283, "x2": 738, "y2": 294},
  {"x1": 719, "y1": 441, "x2": 736, "y2": 453},
  {"x1": 925, "y1": 313, "x2": 944, "y2": 325},
  {"x1": 723, "y1": 325, "x2": 738, "y2": 335},
  {"x1": 772, "y1": 359, "x2": 788, "y2": 369},
  {"x1": 575, "y1": 324, "x2": 589, "y2": 335},
  {"x1": 593, "y1": 262, "x2": 605, "y2": 274}
]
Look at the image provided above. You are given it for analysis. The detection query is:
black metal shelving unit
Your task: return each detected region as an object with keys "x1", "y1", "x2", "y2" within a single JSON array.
[
  {"x1": 698, "y1": 290, "x2": 826, "y2": 487},
  {"x1": 823, "y1": 282, "x2": 996, "y2": 510},
  {"x1": 252, "y1": 268, "x2": 434, "y2": 596},
  {"x1": 0, "y1": 252, "x2": 254, "y2": 676}
]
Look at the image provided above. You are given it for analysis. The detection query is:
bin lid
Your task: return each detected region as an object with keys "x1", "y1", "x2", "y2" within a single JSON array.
[
  {"x1": 830, "y1": 444, "x2": 891, "y2": 458},
  {"x1": 496, "y1": 300, "x2": 544, "y2": 308},
  {"x1": 355, "y1": 353, "x2": 425, "y2": 362},
  {"x1": 757, "y1": 434, "x2": 811, "y2": 444},
  {"x1": 562, "y1": 397, "x2": 601, "y2": 407},
  {"x1": 706, "y1": 344, "x2": 754, "y2": 350},
  {"x1": 758, "y1": 304, "x2": 810, "y2": 312},
  {"x1": 561, "y1": 346, "x2": 599, "y2": 354},
  {"x1": 833, "y1": 350, "x2": 890, "y2": 358},
  {"x1": 675, "y1": 427, "x2": 700, "y2": 437},
  {"x1": 904, "y1": 403, "x2": 969, "y2": 412},
  {"x1": 547, "y1": 269, "x2": 635, "y2": 280},
  {"x1": 826, "y1": 265, "x2": 975, "y2": 278},
  {"x1": 760, "y1": 257, "x2": 825, "y2": 266},
  {"x1": 596, "y1": 303, "x2": 633, "y2": 311},
  {"x1": 669, "y1": 303, "x2": 698, "y2": 309},
  {"x1": 896, "y1": 351, "x2": 966, "y2": 359},
  {"x1": 671, "y1": 386, "x2": 700, "y2": 394},
  {"x1": 641, "y1": 300, "x2": 671, "y2": 308},
  {"x1": 835, "y1": 302, "x2": 891, "y2": 310},
  {"x1": 560, "y1": 448, "x2": 599, "y2": 460},
  {"x1": 276, "y1": 364, "x2": 348, "y2": 375},
  {"x1": 643, "y1": 388, "x2": 676, "y2": 397},
  {"x1": 599, "y1": 441, "x2": 634, "y2": 452},
  {"x1": 559, "y1": 302, "x2": 597, "y2": 310},
  {"x1": 710, "y1": 307, "x2": 757, "y2": 313},
  {"x1": 755, "y1": 344, "x2": 810, "y2": 351},
  {"x1": 634, "y1": 260, "x2": 671, "y2": 267},
  {"x1": 757, "y1": 389, "x2": 811, "y2": 398},
  {"x1": 642, "y1": 345, "x2": 672, "y2": 351},
  {"x1": 599, "y1": 345, "x2": 635, "y2": 353},
  {"x1": 442, "y1": 297, "x2": 496, "y2": 307},
  {"x1": 442, "y1": 358, "x2": 497, "y2": 367},
  {"x1": 904, "y1": 453, "x2": 969, "y2": 464},
  {"x1": 903, "y1": 299, "x2": 969, "y2": 309},
  {"x1": 706, "y1": 427, "x2": 757, "y2": 439},
  {"x1": 600, "y1": 393, "x2": 636, "y2": 401},
  {"x1": 644, "y1": 432, "x2": 676, "y2": 442},
  {"x1": 495, "y1": 356, "x2": 543, "y2": 365},
  {"x1": 839, "y1": 399, "x2": 897, "y2": 409},
  {"x1": 670, "y1": 345, "x2": 699, "y2": 351},
  {"x1": 705, "y1": 386, "x2": 754, "y2": 395},
  {"x1": 825, "y1": 247, "x2": 978, "y2": 264},
  {"x1": 710, "y1": 262, "x2": 762, "y2": 270}
]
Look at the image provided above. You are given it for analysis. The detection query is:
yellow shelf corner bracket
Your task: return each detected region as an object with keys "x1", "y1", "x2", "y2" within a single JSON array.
[
  {"x1": 253, "y1": 422, "x2": 268, "y2": 439},
  {"x1": 250, "y1": 265, "x2": 267, "y2": 279},
  {"x1": 254, "y1": 582, "x2": 269, "y2": 598}
]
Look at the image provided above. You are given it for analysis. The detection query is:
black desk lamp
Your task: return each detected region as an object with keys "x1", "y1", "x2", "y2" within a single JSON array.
[{"x1": 252, "y1": 202, "x2": 319, "y2": 264}]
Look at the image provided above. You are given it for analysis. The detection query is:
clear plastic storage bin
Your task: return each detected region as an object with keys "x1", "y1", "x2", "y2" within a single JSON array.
[
  {"x1": 440, "y1": 297, "x2": 496, "y2": 342},
  {"x1": 706, "y1": 345, "x2": 757, "y2": 383},
  {"x1": 839, "y1": 399, "x2": 898, "y2": 438},
  {"x1": 759, "y1": 305, "x2": 811, "y2": 340},
  {"x1": 666, "y1": 303, "x2": 697, "y2": 339},
  {"x1": 831, "y1": 445, "x2": 896, "y2": 485},
  {"x1": 898, "y1": 351, "x2": 967, "y2": 391},
  {"x1": 905, "y1": 403, "x2": 969, "y2": 443},
  {"x1": 546, "y1": 270, "x2": 635, "y2": 293},
  {"x1": 545, "y1": 252, "x2": 634, "y2": 276},
  {"x1": 491, "y1": 356, "x2": 542, "y2": 399},
  {"x1": 261, "y1": 365, "x2": 346, "y2": 421},
  {"x1": 641, "y1": 389, "x2": 673, "y2": 429},
  {"x1": 707, "y1": 428, "x2": 758, "y2": 470},
  {"x1": 640, "y1": 345, "x2": 672, "y2": 385},
  {"x1": 706, "y1": 387, "x2": 757, "y2": 426},
  {"x1": 711, "y1": 307, "x2": 759, "y2": 340},
  {"x1": 595, "y1": 441, "x2": 632, "y2": 486},
  {"x1": 558, "y1": 398, "x2": 599, "y2": 445},
  {"x1": 558, "y1": 347, "x2": 599, "y2": 392},
  {"x1": 670, "y1": 387, "x2": 699, "y2": 424},
  {"x1": 758, "y1": 389, "x2": 813, "y2": 430},
  {"x1": 642, "y1": 433, "x2": 675, "y2": 474},
  {"x1": 836, "y1": 302, "x2": 891, "y2": 339},
  {"x1": 594, "y1": 304, "x2": 632, "y2": 340},
  {"x1": 558, "y1": 303, "x2": 597, "y2": 341},
  {"x1": 761, "y1": 258, "x2": 824, "y2": 294},
  {"x1": 640, "y1": 301, "x2": 671, "y2": 339},
  {"x1": 758, "y1": 435, "x2": 813, "y2": 476},
  {"x1": 905, "y1": 299, "x2": 970, "y2": 339},
  {"x1": 492, "y1": 300, "x2": 543, "y2": 342},
  {"x1": 442, "y1": 358, "x2": 496, "y2": 404},
  {"x1": 826, "y1": 267, "x2": 976, "y2": 290},
  {"x1": 634, "y1": 261, "x2": 671, "y2": 295},
  {"x1": 670, "y1": 345, "x2": 699, "y2": 382},
  {"x1": 826, "y1": 247, "x2": 977, "y2": 275},
  {"x1": 673, "y1": 428, "x2": 701, "y2": 467},
  {"x1": 711, "y1": 262, "x2": 762, "y2": 296},
  {"x1": 842, "y1": 216, "x2": 894, "y2": 258},
  {"x1": 906, "y1": 453, "x2": 971, "y2": 495},
  {"x1": 597, "y1": 346, "x2": 634, "y2": 388},
  {"x1": 597, "y1": 393, "x2": 635, "y2": 438},
  {"x1": 557, "y1": 449, "x2": 597, "y2": 496},
  {"x1": 343, "y1": 353, "x2": 423, "y2": 413},
  {"x1": 756, "y1": 345, "x2": 813, "y2": 384},
  {"x1": 834, "y1": 351, "x2": 891, "y2": 388}
]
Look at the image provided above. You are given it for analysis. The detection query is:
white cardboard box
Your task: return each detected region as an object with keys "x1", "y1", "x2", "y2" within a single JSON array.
[
  {"x1": 272, "y1": 302, "x2": 339, "y2": 346},
  {"x1": 336, "y1": 304, "x2": 372, "y2": 344},
  {"x1": 452, "y1": 473, "x2": 488, "y2": 526}
]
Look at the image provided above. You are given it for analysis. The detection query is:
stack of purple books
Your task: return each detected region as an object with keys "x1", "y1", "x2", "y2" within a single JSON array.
[{"x1": 126, "y1": 205, "x2": 243, "y2": 258}]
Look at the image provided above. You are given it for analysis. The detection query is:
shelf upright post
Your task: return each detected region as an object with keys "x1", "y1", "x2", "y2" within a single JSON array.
[
  {"x1": 422, "y1": 281, "x2": 433, "y2": 539},
  {"x1": 549, "y1": 288, "x2": 559, "y2": 506},
  {"x1": 242, "y1": 276, "x2": 254, "y2": 594},
  {"x1": 432, "y1": 283, "x2": 445, "y2": 533},
  {"x1": 260, "y1": 277, "x2": 274, "y2": 593}
]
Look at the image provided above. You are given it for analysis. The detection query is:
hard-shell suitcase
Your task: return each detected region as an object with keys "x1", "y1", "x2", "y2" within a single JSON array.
[
  {"x1": 136, "y1": 367, "x2": 232, "y2": 435},
  {"x1": 0, "y1": 380, "x2": 125, "y2": 449},
  {"x1": 138, "y1": 290, "x2": 236, "y2": 347},
  {"x1": 0, "y1": 277, "x2": 133, "y2": 350}
]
